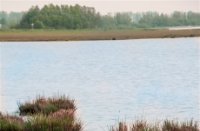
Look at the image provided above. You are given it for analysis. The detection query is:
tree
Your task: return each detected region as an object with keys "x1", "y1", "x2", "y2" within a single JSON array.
[
  {"x1": 0, "y1": 18, "x2": 6, "y2": 25},
  {"x1": 114, "y1": 12, "x2": 132, "y2": 26},
  {"x1": 17, "y1": 4, "x2": 200, "y2": 29},
  {"x1": 34, "y1": 20, "x2": 44, "y2": 28},
  {"x1": 19, "y1": 6, "x2": 40, "y2": 28}
]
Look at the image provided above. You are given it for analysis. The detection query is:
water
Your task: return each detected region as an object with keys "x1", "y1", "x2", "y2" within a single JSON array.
[
  {"x1": 168, "y1": 26, "x2": 200, "y2": 30},
  {"x1": 0, "y1": 38, "x2": 199, "y2": 130}
]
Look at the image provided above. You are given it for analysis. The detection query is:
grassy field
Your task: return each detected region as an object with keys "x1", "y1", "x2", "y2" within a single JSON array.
[{"x1": 0, "y1": 28, "x2": 199, "y2": 41}]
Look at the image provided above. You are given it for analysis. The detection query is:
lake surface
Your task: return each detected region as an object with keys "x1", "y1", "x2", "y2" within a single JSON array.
[
  {"x1": 168, "y1": 26, "x2": 200, "y2": 30},
  {"x1": 0, "y1": 38, "x2": 199, "y2": 130}
]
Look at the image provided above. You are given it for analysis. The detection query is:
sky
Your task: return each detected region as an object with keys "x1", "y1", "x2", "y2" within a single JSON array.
[{"x1": 0, "y1": 0, "x2": 199, "y2": 14}]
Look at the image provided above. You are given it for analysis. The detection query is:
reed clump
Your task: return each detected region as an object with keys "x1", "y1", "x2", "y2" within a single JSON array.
[
  {"x1": 110, "y1": 120, "x2": 199, "y2": 131},
  {"x1": 162, "y1": 120, "x2": 199, "y2": 131},
  {"x1": 0, "y1": 113, "x2": 24, "y2": 131},
  {"x1": 24, "y1": 112, "x2": 81, "y2": 131},
  {"x1": 1, "y1": 95, "x2": 199, "y2": 131},
  {"x1": 18, "y1": 95, "x2": 75, "y2": 115},
  {"x1": 0, "y1": 95, "x2": 82, "y2": 131}
]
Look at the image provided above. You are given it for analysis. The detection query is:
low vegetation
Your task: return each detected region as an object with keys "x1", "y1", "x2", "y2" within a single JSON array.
[
  {"x1": 110, "y1": 120, "x2": 199, "y2": 131},
  {"x1": 0, "y1": 96, "x2": 82, "y2": 131},
  {"x1": 24, "y1": 111, "x2": 81, "y2": 131},
  {"x1": 0, "y1": 114, "x2": 24, "y2": 131},
  {"x1": 18, "y1": 95, "x2": 75, "y2": 115},
  {"x1": 0, "y1": 95, "x2": 199, "y2": 131}
]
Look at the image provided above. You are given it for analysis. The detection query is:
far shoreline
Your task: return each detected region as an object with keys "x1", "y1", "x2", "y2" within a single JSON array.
[{"x1": 0, "y1": 29, "x2": 200, "y2": 42}]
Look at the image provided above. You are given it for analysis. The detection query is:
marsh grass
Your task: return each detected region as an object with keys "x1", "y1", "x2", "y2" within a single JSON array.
[
  {"x1": 111, "y1": 120, "x2": 199, "y2": 131},
  {"x1": 0, "y1": 112, "x2": 81, "y2": 131},
  {"x1": 0, "y1": 113, "x2": 24, "y2": 131},
  {"x1": 18, "y1": 95, "x2": 75, "y2": 115},
  {"x1": 1, "y1": 95, "x2": 199, "y2": 131},
  {"x1": 0, "y1": 96, "x2": 82, "y2": 131},
  {"x1": 24, "y1": 112, "x2": 81, "y2": 131},
  {"x1": 162, "y1": 120, "x2": 199, "y2": 131}
]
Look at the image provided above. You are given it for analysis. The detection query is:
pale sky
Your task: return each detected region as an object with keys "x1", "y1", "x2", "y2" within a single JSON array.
[{"x1": 0, "y1": 0, "x2": 199, "y2": 14}]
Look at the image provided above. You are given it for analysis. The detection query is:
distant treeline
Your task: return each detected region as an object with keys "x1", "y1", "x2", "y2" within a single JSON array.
[
  {"x1": 0, "y1": 4, "x2": 200, "y2": 29},
  {"x1": 0, "y1": 12, "x2": 24, "y2": 29}
]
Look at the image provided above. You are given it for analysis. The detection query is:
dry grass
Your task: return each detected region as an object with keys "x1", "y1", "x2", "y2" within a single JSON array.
[
  {"x1": 18, "y1": 95, "x2": 75, "y2": 115},
  {"x1": 110, "y1": 120, "x2": 199, "y2": 131},
  {"x1": 24, "y1": 110, "x2": 82, "y2": 131},
  {"x1": 0, "y1": 111, "x2": 82, "y2": 131},
  {"x1": 0, "y1": 113, "x2": 24, "y2": 131},
  {"x1": 0, "y1": 29, "x2": 199, "y2": 41},
  {"x1": 1, "y1": 94, "x2": 200, "y2": 131},
  {"x1": 0, "y1": 95, "x2": 82, "y2": 131}
]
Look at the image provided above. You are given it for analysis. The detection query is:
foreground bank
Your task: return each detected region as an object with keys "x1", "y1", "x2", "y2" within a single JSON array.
[
  {"x1": 0, "y1": 29, "x2": 199, "y2": 41},
  {"x1": 0, "y1": 96, "x2": 82, "y2": 131},
  {"x1": 0, "y1": 96, "x2": 199, "y2": 131}
]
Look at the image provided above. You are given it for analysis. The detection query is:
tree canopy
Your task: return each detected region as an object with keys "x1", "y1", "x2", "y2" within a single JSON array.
[
  {"x1": 0, "y1": 11, "x2": 24, "y2": 29},
  {"x1": 1, "y1": 4, "x2": 200, "y2": 29},
  {"x1": 19, "y1": 4, "x2": 101, "y2": 29}
]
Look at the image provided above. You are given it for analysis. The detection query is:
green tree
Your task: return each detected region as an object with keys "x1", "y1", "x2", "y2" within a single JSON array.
[
  {"x1": 19, "y1": 6, "x2": 40, "y2": 28},
  {"x1": 17, "y1": 4, "x2": 200, "y2": 29}
]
